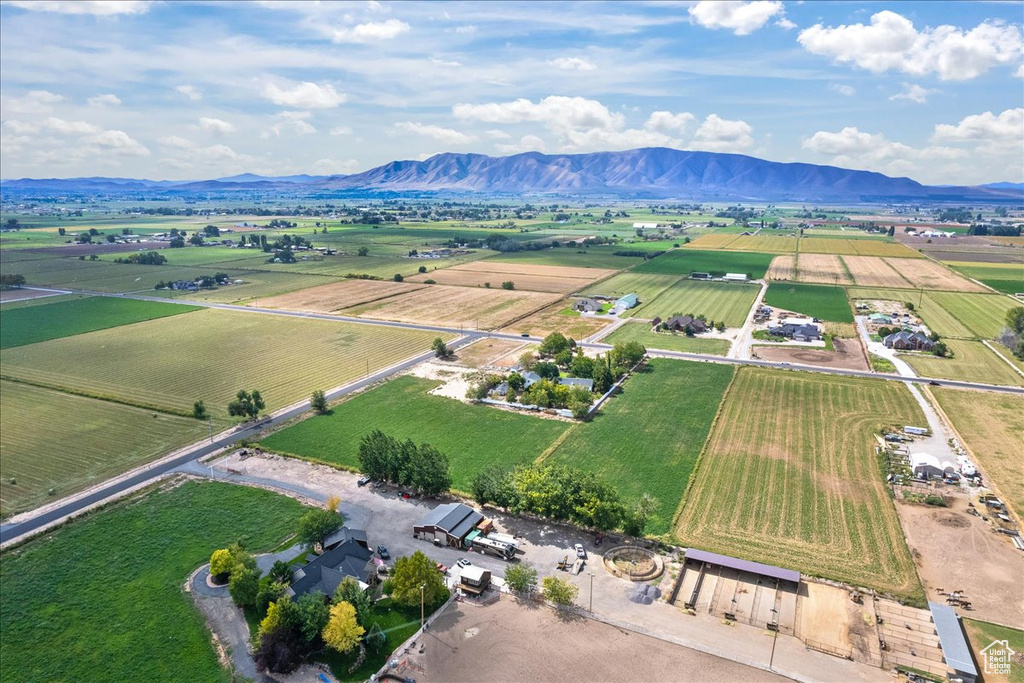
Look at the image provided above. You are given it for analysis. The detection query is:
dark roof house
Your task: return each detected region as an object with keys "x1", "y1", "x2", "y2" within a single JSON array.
[
  {"x1": 323, "y1": 526, "x2": 368, "y2": 552},
  {"x1": 884, "y1": 330, "x2": 934, "y2": 351},
  {"x1": 573, "y1": 298, "x2": 602, "y2": 313},
  {"x1": 287, "y1": 530, "x2": 374, "y2": 599},
  {"x1": 665, "y1": 315, "x2": 707, "y2": 333},
  {"x1": 767, "y1": 323, "x2": 820, "y2": 340},
  {"x1": 557, "y1": 377, "x2": 594, "y2": 390}
]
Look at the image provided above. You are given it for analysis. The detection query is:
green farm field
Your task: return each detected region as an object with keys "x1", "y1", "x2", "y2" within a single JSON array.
[
  {"x1": 900, "y1": 339, "x2": 1024, "y2": 386},
  {"x1": 763, "y1": 283, "x2": 853, "y2": 322},
  {"x1": 584, "y1": 272, "x2": 679, "y2": 303},
  {"x1": 0, "y1": 309, "x2": 448, "y2": 418},
  {"x1": 0, "y1": 381, "x2": 211, "y2": 515},
  {"x1": 964, "y1": 620, "x2": 1024, "y2": 683},
  {"x1": 675, "y1": 368, "x2": 925, "y2": 601},
  {"x1": 942, "y1": 261, "x2": 1024, "y2": 295},
  {"x1": 0, "y1": 296, "x2": 200, "y2": 349},
  {"x1": 549, "y1": 360, "x2": 734, "y2": 535},
  {"x1": 261, "y1": 375, "x2": 569, "y2": 492},
  {"x1": 634, "y1": 249, "x2": 775, "y2": 279},
  {"x1": 603, "y1": 322, "x2": 731, "y2": 355},
  {"x1": 927, "y1": 291, "x2": 1022, "y2": 339},
  {"x1": 634, "y1": 281, "x2": 760, "y2": 327},
  {"x1": 0, "y1": 481, "x2": 304, "y2": 683}
]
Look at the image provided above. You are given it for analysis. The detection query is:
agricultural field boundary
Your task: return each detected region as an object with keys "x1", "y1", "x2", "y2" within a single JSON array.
[
  {"x1": 0, "y1": 373, "x2": 196, "y2": 418},
  {"x1": 983, "y1": 340, "x2": 1024, "y2": 378}
]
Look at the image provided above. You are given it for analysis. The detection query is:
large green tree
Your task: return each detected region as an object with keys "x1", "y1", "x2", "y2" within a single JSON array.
[
  {"x1": 542, "y1": 576, "x2": 578, "y2": 606},
  {"x1": 297, "y1": 507, "x2": 344, "y2": 550},
  {"x1": 227, "y1": 389, "x2": 265, "y2": 420},
  {"x1": 390, "y1": 551, "x2": 446, "y2": 607},
  {"x1": 504, "y1": 562, "x2": 538, "y2": 594}
]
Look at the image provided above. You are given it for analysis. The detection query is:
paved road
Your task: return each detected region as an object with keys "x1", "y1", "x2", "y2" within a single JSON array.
[{"x1": 5, "y1": 287, "x2": 1021, "y2": 545}]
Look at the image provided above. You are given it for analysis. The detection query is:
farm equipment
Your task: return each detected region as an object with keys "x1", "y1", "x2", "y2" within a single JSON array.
[{"x1": 557, "y1": 555, "x2": 569, "y2": 571}]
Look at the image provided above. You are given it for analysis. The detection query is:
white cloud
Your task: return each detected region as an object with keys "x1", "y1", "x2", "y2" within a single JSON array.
[
  {"x1": 803, "y1": 126, "x2": 966, "y2": 177},
  {"x1": 454, "y1": 25, "x2": 476, "y2": 34},
  {"x1": 828, "y1": 83, "x2": 856, "y2": 97},
  {"x1": 889, "y1": 83, "x2": 936, "y2": 104},
  {"x1": 692, "y1": 114, "x2": 754, "y2": 151},
  {"x1": 330, "y1": 126, "x2": 353, "y2": 136},
  {"x1": 5, "y1": 1, "x2": 150, "y2": 15},
  {"x1": 775, "y1": 17, "x2": 796, "y2": 31},
  {"x1": 310, "y1": 158, "x2": 360, "y2": 175},
  {"x1": 43, "y1": 117, "x2": 101, "y2": 135},
  {"x1": 495, "y1": 134, "x2": 548, "y2": 155},
  {"x1": 454, "y1": 96, "x2": 626, "y2": 134},
  {"x1": 394, "y1": 121, "x2": 475, "y2": 145},
  {"x1": 3, "y1": 90, "x2": 64, "y2": 115},
  {"x1": 932, "y1": 108, "x2": 1023, "y2": 149},
  {"x1": 330, "y1": 19, "x2": 410, "y2": 43},
  {"x1": 485, "y1": 129, "x2": 511, "y2": 140},
  {"x1": 262, "y1": 111, "x2": 317, "y2": 138},
  {"x1": 1017, "y1": 64, "x2": 1024, "y2": 78},
  {"x1": 87, "y1": 93, "x2": 121, "y2": 107},
  {"x1": 261, "y1": 81, "x2": 346, "y2": 109},
  {"x1": 199, "y1": 117, "x2": 236, "y2": 135},
  {"x1": 429, "y1": 57, "x2": 462, "y2": 68},
  {"x1": 158, "y1": 157, "x2": 192, "y2": 170},
  {"x1": 644, "y1": 111, "x2": 695, "y2": 135},
  {"x1": 797, "y1": 11, "x2": 1023, "y2": 81},
  {"x1": 176, "y1": 85, "x2": 202, "y2": 101},
  {"x1": 84, "y1": 130, "x2": 150, "y2": 156},
  {"x1": 548, "y1": 57, "x2": 597, "y2": 71},
  {"x1": 194, "y1": 144, "x2": 240, "y2": 162},
  {"x1": 159, "y1": 135, "x2": 195, "y2": 149},
  {"x1": 688, "y1": 1, "x2": 784, "y2": 36}
]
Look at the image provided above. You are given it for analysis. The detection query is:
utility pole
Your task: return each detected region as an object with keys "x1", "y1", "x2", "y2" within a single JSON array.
[
  {"x1": 588, "y1": 571, "x2": 594, "y2": 613},
  {"x1": 420, "y1": 584, "x2": 425, "y2": 629}
]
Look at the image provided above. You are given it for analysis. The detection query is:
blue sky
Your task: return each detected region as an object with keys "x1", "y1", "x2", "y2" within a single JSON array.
[{"x1": 1, "y1": 0, "x2": 1021, "y2": 185}]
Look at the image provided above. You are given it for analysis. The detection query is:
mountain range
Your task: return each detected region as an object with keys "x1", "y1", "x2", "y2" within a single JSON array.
[{"x1": 2, "y1": 148, "x2": 1021, "y2": 202}]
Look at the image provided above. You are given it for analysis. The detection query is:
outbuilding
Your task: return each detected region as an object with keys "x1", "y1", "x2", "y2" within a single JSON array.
[
  {"x1": 911, "y1": 453, "x2": 956, "y2": 479},
  {"x1": 615, "y1": 293, "x2": 639, "y2": 310},
  {"x1": 722, "y1": 273, "x2": 748, "y2": 282},
  {"x1": 414, "y1": 502, "x2": 485, "y2": 549},
  {"x1": 928, "y1": 602, "x2": 978, "y2": 683}
]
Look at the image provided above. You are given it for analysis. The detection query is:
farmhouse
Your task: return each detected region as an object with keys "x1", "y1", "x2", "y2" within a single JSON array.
[
  {"x1": 557, "y1": 377, "x2": 594, "y2": 390},
  {"x1": 928, "y1": 602, "x2": 978, "y2": 683},
  {"x1": 664, "y1": 315, "x2": 707, "y2": 334},
  {"x1": 573, "y1": 298, "x2": 602, "y2": 313},
  {"x1": 884, "y1": 331, "x2": 935, "y2": 352},
  {"x1": 910, "y1": 453, "x2": 956, "y2": 479},
  {"x1": 414, "y1": 502, "x2": 488, "y2": 549},
  {"x1": 286, "y1": 528, "x2": 375, "y2": 599},
  {"x1": 767, "y1": 322, "x2": 821, "y2": 341}
]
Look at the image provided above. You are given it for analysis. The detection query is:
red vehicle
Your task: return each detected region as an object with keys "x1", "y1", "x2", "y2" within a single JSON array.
[{"x1": 436, "y1": 563, "x2": 448, "y2": 574}]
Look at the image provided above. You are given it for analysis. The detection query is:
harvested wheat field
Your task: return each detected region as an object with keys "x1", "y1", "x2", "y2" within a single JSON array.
[
  {"x1": 256, "y1": 278, "x2": 425, "y2": 313},
  {"x1": 684, "y1": 233, "x2": 740, "y2": 250},
  {"x1": 766, "y1": 254, "x2": 796, "y2": 281},
  {"x1": 500, "y1": 301, "x2": 611, "y2": 340},
  {"x1": 842, "y1": 256, "x2": 911, "y2": 288},
  {"x1": 342, "y1": 285, "x2": 560, "y2": 330},
  {"x1": 882, "y1": 258, "x2": 987, "y2": 292},
  {"x1": 407, "y1": 260, "x2": 613, "y2": 293},
  {"x1": 675, "y1": 368, "x2": 925, "y2": 601},
  {"x1": 796, "y1": 254, "x2": 853, "y2": 285}
]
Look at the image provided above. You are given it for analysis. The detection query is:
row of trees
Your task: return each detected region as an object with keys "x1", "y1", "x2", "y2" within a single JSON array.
[
  {"x1": 472, "y1": 462, "x2": 658, "y2": 536},
  {"x1": 0, "y1": 274, "x2": 26, "y2": 288},
  {"x1": 357, "y1": 430, "x2": 452, "y2": 496},
  {"x1": 114, "y1": 251, "x2": 167, "y2": 265},
  {"x1": 1001, "y1": 307, "x2": 1024, "y2": 360},
  {"x1": 501, "y1": 562, "x2": 579, "y2": 606}
]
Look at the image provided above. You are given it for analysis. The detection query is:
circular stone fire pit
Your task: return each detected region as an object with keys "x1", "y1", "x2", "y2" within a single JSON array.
[{"x1": 602, "y1": 546, "x2": 664, "y2": 582}]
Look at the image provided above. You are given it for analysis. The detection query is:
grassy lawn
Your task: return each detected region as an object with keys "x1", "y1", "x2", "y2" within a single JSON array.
[
  {"x1": 634, "y1": 249, "x2": 775, "y2": 279},
  {"x1": 0, "y1": 380, "x2": 211, "y2": 516},
  {"x1": 634, "y1": 280, "x2": 759, "y2": 327},
  {"x1": 549, "y1": 359, "x2": 734, "y2": 535},
  {"x1": 674, "y1": 368, "x2": 925, "y2": 602},
  {"x1": 261, "y1": 375, "x2": 570, "y2": 492},
  {"x1": 932, "y1": 388, "x2": 1024, "y2": 519},
  {"x1": 900, "y1": 339, "x2": 1024, "y2": 386},
  {"x1": 963, "y1": 619, "x2": 1024, "y2": 683},
  {"x1": 0, "y1": 481, "x2": 306, "y2": 683},
  {"x1": 927, "y1": 291, "x2": 1022, "y2": 339},
  {"x1": 0, "y1": 308, "x2": 446, "y2": 418},
  {"x1": 763, "y1": 283, "x2": 854, "y2": 322},
  {"x1": 0, "y1": 296, "x2": 201, "y2": 349},
  {"x1": 604, "y1": 322, "x2": 731, "y2": 355}
]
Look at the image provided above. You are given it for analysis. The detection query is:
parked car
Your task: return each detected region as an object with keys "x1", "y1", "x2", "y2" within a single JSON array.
[
  {"x1": 521, "y1": 333, "x2": 530, "y2": 337},
  {"x1": 357, "y1": 476, "x2": 371, "y2": 487},
  {"x1": 456, "y1": 558, "x2": 472, "y2": 568},
  {"x1": 377, "y1": 544, "x2": 390, "y2": 559},
  {"x1": 436, "y1": 563, "x2": 448, "y2": 574},
  {"x1": 574, "y1": 543, "x2": 587, "y2": 559}
]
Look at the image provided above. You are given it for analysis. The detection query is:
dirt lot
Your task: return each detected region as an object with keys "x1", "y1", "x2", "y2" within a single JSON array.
[
  {"x1": 766, "y1": 254, "x2": 796, "y2": 281},
  {"x1": 257, "y1": 279, "x2": 425, "y2": 313},
  {"x1": 342, "y1": 285, "x2": 560, "y2": 330},
  {"x1": 843, "y1": 256, "x2": 911, "y2": 288},
  {"x1": 883, "y1": 258, "x2": 987, "y2": 292},
  {"x1": 926, "y1": 249, "x2": 1024, "y2": 264},
  {"x1": 452, "y1": 338, "x2": 529, "y2": 368},
  {"x1": 407, "y1": 261, "x2": 613, "y2": 293},
  {"x1": 409, "y1": 599, "x2": 787, "y2": 683},
  {"x1": 0, "y1": 288, "x2": 62, "y2": 303},
  {"x1": 896, "y1": 494, "x2": 1024, "y2": 627},
  {"x1": 798, "y1": 253, "x2": 852, "y2": 284},
  {"x1": 754, "y1": 337, "x2": 868, "y2": 370},
  {"x1": 500, "y1": 301, "x2": 612, "y2": 339}
]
